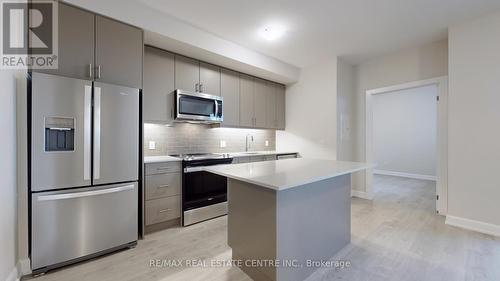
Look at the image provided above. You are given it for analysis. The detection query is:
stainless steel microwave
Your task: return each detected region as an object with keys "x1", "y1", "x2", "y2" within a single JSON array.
[{"x1": 174, "y1": 89, "x2": 223, "y2": 123}]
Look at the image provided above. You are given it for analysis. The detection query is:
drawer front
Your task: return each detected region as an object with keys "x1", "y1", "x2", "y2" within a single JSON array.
[
  {"x1": 250, "y1": 156, "x2": 266, "y2": 162},
  {"x1": 145, "y1": 196, "x2": 181, "y2": 225},
  {"x1": 145, "y1": 162, "x2": 181, "y2": 175},
  {"x1": 236, "y1": 157, "x2": 250, "y2": 163},
  {"x1": 32, "y1": 183, "x2": 138, "y2": 269},
  {"x1": 265, "y1": 155, "x2": 276, "y2": 161},
  {"x1": 145, "y1": 173, "x2": 181, "y2": 200}
]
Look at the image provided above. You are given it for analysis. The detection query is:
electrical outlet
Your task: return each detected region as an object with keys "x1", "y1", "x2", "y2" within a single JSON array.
[
  {"x1": 220, "y1": 140, "x2": 227, "y2": 148},
  {"x1": 265, "y1": 140, "x2": 269, "y2": 147},
  {"x1": 148, "y1": 141, "x2": 156, "y2": 150}
]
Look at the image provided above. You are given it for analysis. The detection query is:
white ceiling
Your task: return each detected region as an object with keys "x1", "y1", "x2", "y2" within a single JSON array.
[{"x1": 138, "y1": 0, "x2": 500, "y2": 67}]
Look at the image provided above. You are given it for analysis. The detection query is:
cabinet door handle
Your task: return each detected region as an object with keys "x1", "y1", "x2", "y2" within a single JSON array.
[
  {"x1": 158, "y1": 208, "x2": 172, "y2": 213},
  {"x1": 84, "y1": 85, "x2": 92, "y2": 180},
  {"x1": 93, "y1": 87, "x2": 102, "y2": 180},
  {"x1": 96, "y1": 65, "x2": 102, "y2": 79},
  {"x1": 156, "y1": 167, "x2": 171, "y2": 172},
  {"x1": 88, "y1": 64, "x2": 93, "y2": 79},
  {"x1": 158, "y1": 185, "x2": 170, "y2": 189}
]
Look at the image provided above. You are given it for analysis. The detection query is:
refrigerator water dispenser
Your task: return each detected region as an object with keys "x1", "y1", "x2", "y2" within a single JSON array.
[{"x1": 45, "y1": 117, "x2": 75, "y2": 151}]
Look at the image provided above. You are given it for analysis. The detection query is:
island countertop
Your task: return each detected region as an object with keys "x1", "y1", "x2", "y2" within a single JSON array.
[{"x1": 204, "y1": 158, "x2": 370, "y2": 191}]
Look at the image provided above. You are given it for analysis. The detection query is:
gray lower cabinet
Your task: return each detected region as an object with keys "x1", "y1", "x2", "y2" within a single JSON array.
[
  {"x1": 95, "y1": 15, "x2": 143, "y2": 89},
  {"x1": 143, "y1": 47, "x2": 175, "y2": 123},
  {"x1": 233, "y1": 157, "x2": 249, "y2": 164},
  {"x1": 145, "y1": 196, "x2": 181, "y2": 226},
  {"x1": 145, "y1": 173, "x2": 180, "y2": 200},
  {"x1": 175, "y1": 55, "x2": 199, "y2": 92},
  {"x1": 250, "y1": 156, "x2": 266, "y2": 162},
  {"x1": 221, "y1": 69, "x2": 240, "y2": 126},
  {"x1": 233, "y1": 155, "x2": 276, "y2": 164},
  {"x1": 276, "y1": 84, "x2": 286, "y2": 130},
  {"x1": 265, "y1": 155, "x2": 277, "y2": 161},
  {"x1": 200, "y1": 62, "x2": 221, "y2": 96},
  {"x1": 36, "y1": 2, "x2": 94, "y2": 80},
  {"x1": 144, "y1": 161, "x2": 181, "y2": 233}
]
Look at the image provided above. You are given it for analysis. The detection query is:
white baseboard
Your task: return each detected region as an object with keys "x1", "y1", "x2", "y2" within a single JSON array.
[
  {"x1": 351, "y1": 190, "x2": 373, "y2": 200},
  {"x1": 374, "y1": 169, "x2": 437, "y2": 181},
  {"x1": 17, "y1": 258, "x2": 31, "y2": 277},
  {"x1": 5, "y1": 266, "x2": 19, "y2": 281},
  {"x1": 446, "y1": 215, "x2": 500, "y2": 237}
]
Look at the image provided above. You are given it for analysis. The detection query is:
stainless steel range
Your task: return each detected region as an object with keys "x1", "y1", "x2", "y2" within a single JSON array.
[{"x1": 170, "y1": 153, "x2": 233, "y2": 226}]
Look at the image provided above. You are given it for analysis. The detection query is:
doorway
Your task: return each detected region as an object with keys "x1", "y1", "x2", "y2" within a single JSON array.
[{"x1": 365, "y1": 77, "x2": 448, "y2": 214}]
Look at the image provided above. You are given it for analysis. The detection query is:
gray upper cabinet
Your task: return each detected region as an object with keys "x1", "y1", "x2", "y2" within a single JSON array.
[
  {"x1": 174, "y1": 56, "x2": 221, "y2": 95},
  {"x1": 239, "y1": 74, "x2": 255, "y2": 127},
  {"x1": 95, "y1": 16, "x2": 143, "y2": 89},
  {"x1": 200, "y1": 62, "x2": 221, "y2": 96},
  {"x1": 266, "y1": 82, "x2": 277, "y2": 129},
  {"x1": 35, "y1": 3, "x2": 94, "y2": 80},
  {"x1": 221, "y1": 69, "x2": 240, "y2": 127},
  {"x1": 143, "y1": 48, "x2": 286, "y2": 130},
  {"x1": 253, "y1": 79, "x2": 268, "y2": 128},
  {"x1": 276, "y1": 84, "x2": 286, "y2": 130},
  {"x1": 174, "y1": 55, "x2": 199, "y2": 92},
  {"x1": 42, "y1": 3, "x2": 143, "y2": 87},
  {"x1": 143, "y1": 47, "x2": 175, "y2": 123}
]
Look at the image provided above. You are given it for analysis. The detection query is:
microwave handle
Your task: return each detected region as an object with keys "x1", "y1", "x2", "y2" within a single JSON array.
[{"x1": 214, "y1": 99, "x2": 219, "y2": 117}]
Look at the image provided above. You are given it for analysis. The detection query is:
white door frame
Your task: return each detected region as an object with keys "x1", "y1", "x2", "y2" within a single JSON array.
[{"x1": 365, "y1": 76, "x2": 448, "y2": 215}]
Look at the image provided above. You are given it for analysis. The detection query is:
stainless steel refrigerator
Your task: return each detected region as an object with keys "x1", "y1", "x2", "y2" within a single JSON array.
[{"x1": 29, "y1": 72, "x2": 139, "y2": 274}]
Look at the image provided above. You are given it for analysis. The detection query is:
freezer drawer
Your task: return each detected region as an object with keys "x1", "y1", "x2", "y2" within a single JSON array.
[{"x1": 31, "y1": 182, "x2": 138, "y2": 270}]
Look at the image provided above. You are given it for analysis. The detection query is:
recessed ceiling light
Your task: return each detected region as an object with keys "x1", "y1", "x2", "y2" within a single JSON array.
[{"x1": 258, "y1": 24, "x2": 286, "y2": 41}]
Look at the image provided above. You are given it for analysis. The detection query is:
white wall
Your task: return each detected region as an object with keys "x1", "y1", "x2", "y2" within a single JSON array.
[
  {"x1": 0, "y1": 71, "x2": 18, "y2": 281},
  {"x1": 373, "y1": 85, "x2": 437, "y2": 177},
  {"x1": 337, "y1": 60, "x2": 356, "y2": 161},
  {"x1": 447, "y1": 11, "x2": 500, "y2": 227},
  {"x1": 276, "y1": 58, "x2": 337, "y2": 160},
  {"x1": 353, "y1": 39, "x2": 448, "y2": 191}
]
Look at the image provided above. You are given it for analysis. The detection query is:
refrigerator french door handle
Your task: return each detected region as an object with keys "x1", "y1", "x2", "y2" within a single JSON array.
[
  {"x1": 37, "y1": 184, "x2": 135, "y2": 201},
  {"x1": 84, "y1": 85, "x2": 92, "y2": 181},
  {"x1": 93, "y1": 86, "x2": 102, "y2": 180}
]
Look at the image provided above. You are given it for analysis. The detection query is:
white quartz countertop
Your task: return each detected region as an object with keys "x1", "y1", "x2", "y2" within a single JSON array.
[
  {"x1": 204, "y1": 158, "x2": 370, "y2": 191},
  {"x1": 144, "y1": 155, "x2": 182, "y2": 164}
]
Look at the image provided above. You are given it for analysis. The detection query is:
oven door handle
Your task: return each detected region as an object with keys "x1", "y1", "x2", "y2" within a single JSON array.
[{"x1": 184, "y1": 167, "x2": 206, "y2": 173}]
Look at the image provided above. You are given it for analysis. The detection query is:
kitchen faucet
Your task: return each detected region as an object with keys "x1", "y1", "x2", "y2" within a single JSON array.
[{"x1": 245, "y1": 134, "x2": 254, "y2": 152}]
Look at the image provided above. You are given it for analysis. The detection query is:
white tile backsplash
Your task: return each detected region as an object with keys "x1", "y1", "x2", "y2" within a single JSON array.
[{"x1": 144, "y1": 123, "x2": 276, "y2": 156}]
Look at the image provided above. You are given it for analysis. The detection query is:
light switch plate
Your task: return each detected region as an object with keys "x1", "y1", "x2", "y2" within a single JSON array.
[
  {"x1": 265, "y1": 140, "x2": 269, "y2": 147},
  {"x1": 148, "y1": 141, "x2": 156, "y2": 150},
  {"x1": 220, "y1": 140, "x2": 227, "y2": 148}
]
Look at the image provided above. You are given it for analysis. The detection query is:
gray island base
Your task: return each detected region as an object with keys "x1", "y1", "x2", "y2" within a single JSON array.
[
  {"x1": 205, "y1": 158, "x2": 369, "y2": 281},
  {"x1": 228, "y1": 175, "x2": 350, "y2": 281}
]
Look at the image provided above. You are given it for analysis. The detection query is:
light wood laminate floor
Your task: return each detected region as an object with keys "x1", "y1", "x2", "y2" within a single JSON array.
[{"x1": 32, "y1": 175, "x2": 500, "y2": 281}]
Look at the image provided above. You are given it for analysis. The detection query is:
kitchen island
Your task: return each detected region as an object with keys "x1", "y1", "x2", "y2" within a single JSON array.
[{"x1": 205, "y1": 158, "x2": 369, "y2": 281}]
